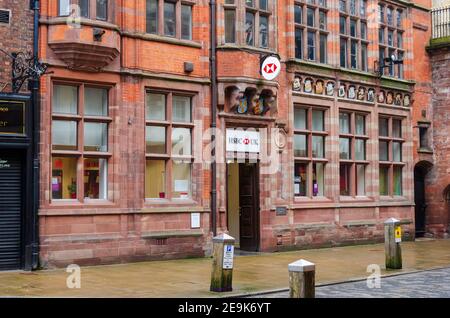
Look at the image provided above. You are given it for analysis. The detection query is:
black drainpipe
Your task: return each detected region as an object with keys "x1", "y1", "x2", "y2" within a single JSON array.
[
  {"x1": 29, "y1": 0, "x2": 40, "y2": 270},
  {"x1": 210, "y1": 0, "x2": 217, "y2": 237}
]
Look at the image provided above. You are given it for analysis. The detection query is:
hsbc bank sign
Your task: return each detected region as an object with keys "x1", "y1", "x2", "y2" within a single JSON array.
[
  {"x1": 226, "y1": 129, "x2": 260, "y2": 153},
  {"x1": 260, "y1": 55, "x2": 281, "y2": 81}
]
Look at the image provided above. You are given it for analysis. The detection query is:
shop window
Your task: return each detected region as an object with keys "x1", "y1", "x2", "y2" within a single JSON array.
[
  {"x1": 51, "y1": 83, "x2": 111, "y2": 202},
  {"x1": 340, "y1": 0, "x2": 368, "y2": 71},
  {"x1": 145, "y1": 91, "x2": 194, "y2": 200},
  {"x1": 146, "y1": 0, "x2": 193, "y2": 41},
  {"x1": 294, "y1": 106, "x2": 328, "y2": 198},
  {"x1": 378, "y1": 116, "x2": 405, "y2": 196},
  {"x1": 339, "y1": 111, "x2": 368, "y2": 196},
  {"x1": 294, "y1": 0, "x2": 328, "y2": 63}
]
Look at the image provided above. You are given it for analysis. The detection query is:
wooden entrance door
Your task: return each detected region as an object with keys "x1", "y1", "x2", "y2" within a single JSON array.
[
  {"x1": 414, "y1": 166, "x2": 427, "y2": 237},
  {"x1": 239, "y1": 163, "x2": 259, "y2": 251}
]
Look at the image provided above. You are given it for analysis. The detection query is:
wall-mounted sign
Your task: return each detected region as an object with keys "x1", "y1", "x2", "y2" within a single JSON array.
[
  {"x1": 0, "y1": 100, "x2": 25, "y2": 135},
  {"x1": 261, "y1": 55, "x2": 281, "y2": 81},
  {"x1": 226, "y1": 129, "x2": 260, "y2": 153},
  {"x1": 222, "y1": 245, "x2": 234, "y2": 269},
  {"x1": 395, "y1": 226, "x2": 402, "y2": 243}
]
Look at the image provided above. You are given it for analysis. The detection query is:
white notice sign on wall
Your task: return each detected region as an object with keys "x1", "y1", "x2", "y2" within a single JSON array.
[{"x1": 222, "y1": 245, "x2": 234, "y2": 269}]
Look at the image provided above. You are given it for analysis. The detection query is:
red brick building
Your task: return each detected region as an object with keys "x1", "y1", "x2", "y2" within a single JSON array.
[{"x1": 35, "y1": 0, "x2": 441, "y2": 268}]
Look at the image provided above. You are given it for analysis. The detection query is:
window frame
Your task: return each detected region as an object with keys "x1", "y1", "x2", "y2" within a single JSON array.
[
  {"x1": 57, "y1": 0, "x2": 111, "y2": 22},
  {"x1": 339, "y1": 111, "x2": 369, "y2": 197},
  {"x1": 145, "y1": 90, "x2": 195, "y2": 201},
  {"x1": 294, "y1": 105, "x2": 329, "y2": 198},
  {"x1": 51, "y1": 81, "x2": 113, "y2": 203},
  {"x1": 378, "y1": 115, "x2": 405, "y2": 197}
]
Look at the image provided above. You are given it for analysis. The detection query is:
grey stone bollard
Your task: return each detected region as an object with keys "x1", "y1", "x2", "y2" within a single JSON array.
[
  {"x1": 384, "y1": 218, "x2": 402, "y2": 269},
  {"x1": 288, "y1": 259, "x2": 316, "y2": 298},
  {"x1": 210, "y1": 233, "x2": 235, "y2": 292}
]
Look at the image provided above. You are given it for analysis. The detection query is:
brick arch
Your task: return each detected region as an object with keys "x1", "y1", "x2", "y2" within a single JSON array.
[{"x1": 443, "y1": 185, "x2": 450, "y2": 202}]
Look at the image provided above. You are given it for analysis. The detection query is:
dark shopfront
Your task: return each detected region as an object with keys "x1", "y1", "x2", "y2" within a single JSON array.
[{"x1": 0, "y1": 94, "x2": 37, "y2": 270}]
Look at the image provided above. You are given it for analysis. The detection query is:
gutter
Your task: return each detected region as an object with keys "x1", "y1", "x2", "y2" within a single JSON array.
[{"x1": 210, "y1": 0, "x2": 217, "y2": 237}]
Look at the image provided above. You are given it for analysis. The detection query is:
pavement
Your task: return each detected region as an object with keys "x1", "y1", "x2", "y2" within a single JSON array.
[
  {"x1": 251, "y1": 267, "x2": 450, "y2": 298},
  {"x1": 0, "y1": 238, "x2": 450, "y2": 298}
]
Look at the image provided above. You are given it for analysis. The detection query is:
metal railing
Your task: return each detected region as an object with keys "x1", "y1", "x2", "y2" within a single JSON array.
[{"x1": 432, "y1": 6, "x2": 450, "y2": 39}]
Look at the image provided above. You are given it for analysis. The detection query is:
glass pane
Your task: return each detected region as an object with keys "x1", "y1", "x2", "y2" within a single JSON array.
[
  {"x1": 379, "y1": 141, "x2": 389, "y2": 161},
  {"x1": 379, "y1": 5, "x2": 384, "y2": 23},
  {"x1": 145, "y1": 160, "x2": 166, "y2": 199},
  {"x1": 379, "y1": 28, "x2": 385, "y2": 44},
  {"x1": 52, "y1": 120, "x2": 77, "y2": 151},
  {"x1": 319, "y1": 11, "x2": 326, "y2": 30},
  {"x1": 388, "y1": 30, "x2": 393, "y2": 46},
  {"x1": 307, "y1": 31, "x2": 315, "y2": 60},
  {"x1": 339, "y1": 113, "x2": 350, "y2": 134},
  {"x1": 58, "y1": 0, "x2": 70, "y2": 16},
  {"x1": 294, "y1": 162, "x2": 308, "y2": 196},
  {"x1": 173, "y1": 96, "x2": 191, "y2": 122},
  {"x1": 320, "y1": 34, "x2": 327, "y2": 63},
  {"x1": 340, "y1": 164, "x2": 351, "y2": 196},
  {"x1": 379, "y1": 118, "x2": 389, "y2": 137},
  {"x1": 397, "y1": 33, "x2": 403, "y2": 48},
  {"x1": 356, "y1": 164, "x2": 365, "y2": 195},
  {"x1": 361, "y1": 22, "x2": 367, "y2": 39},
  {"x1": 146, "y1": 93, "x2": 166, "y2": 121},
  {"x1": 393, "y1": 119, "x2": 402, "y2": 138},
  {"x1": 84, "y1": 158, "x2": 107, "y2": 200},
  {"x1": 146, "y1": 126, "x2": 166, "y2": 154},
  {"x1": 294, "y1": 5, "x2": 302, "y2": 24},
  {"x1": 245, "y1": 12, "x2": 255, "y2": 45},
  {"x1": 350, "y1": 19, "x2": 356, "y2": 37},
  {"x1": 294, "y1": 134, "x2": 307, "y2": 157},
  {"x1": 350, "y1": 0, "x2": 356, "y2": 15},
  {"x1": 164, "y1": 1, "x2": 176, "y2": 36},
  {"x1": 319, "y1": 0, "x2": 326, "y2": 6},
  {"x1": 146, "y1": 0, "x2": 158, "y2": 34},
  {"x1": 84, "y1": 87, "x2": 108, "y2": 116},
  {"x1": 181, "y1": 5, "x2": 192, "y2": 40},
  {"x1": 340, "y1": 16, "x2": 346, "y2": 34},
  {"x1": 307, "y1": 8, "x2": 314, "y2": 27},
  {"x1": 96, "y1": 0, "x2": 108, "y2": 20},
  {"x1": 225, "y1": 10, "x2": 236, "y2": 43},
  {"x1": 419, "y1": 127, "x2": 428, "y2": 148},
  {"x1": 360, "y1": 0, "x2": 366, "y2": 17},
  {"x1": 84, "y1": 122, "x2": 108, "y2": 152},
  {"x1": 350, "y1": 40, "x2": 358, "y2": 69},
  {"x1": 361, "y1": 44, "x2": 368, "y2": 71},
  {"x1": 355, "y1": 139, "x2": 365, "y2": 160},
  {"x1": 340, "y1": 138, "x2": 351, "y2": 159},
  {"x1": 393, "y1": 166, "x2": 402, "y2": 195},
  {"x1": 387, "y1": 7, "x2": 393, "y2": 25},
  {"x1": 393, "y1": 142, "x2": 402, "y2": 162},
  {"x1": 295, "y1": 28, "x2": 303, "y2": 59},
  {"x1": 339, "y1": 0, "x2": 346, "y2": 12},
  {"x1": 379, "y1": 165, "x2": 389, "y2": 195},
  {"x1": 313, "y1": 163, "x2": 324, "y2": 196},
  {"x1": 259, "y1": 16, "x2": 268, "y2": 48},
  {"x1": 172, "y1": 128, "x2": 192, "y2": 156},
  {"x1": 52, "y1": 157, "x2": 77, "y2": 200},
  {"x1": 53, "y1": 85, "x2": 78, "y2": 114},
  {"x1": 259, "y1": 0, "x2": 268, "y2": 10},
  {"x1": 173, "y1": 163, "x2": 191, "y2": 199},
  {"x1": 355, "y1": 115, "x2": 365, "y2": 135},
  {"x1": 312, "y1": 110, "x2": 324, "y2": 131},
  {"x1": 312, "y1": 136, "x2": 325, "y2": 158},
  {"x1": 294, "y1": 108, "x2": 307, "y2": 130},
  {"x1": 245, "y1": 0, "x2": 254, "y2": 6},
  {"x1": 397, "y1": 10, "x2": 402, "y2": 28},
  {"x1": 80, "y1": 0, "x2": 89, "y2": 17},
  {"x1": 340, "y1": 38, "x2": 347, "y2": 67}
]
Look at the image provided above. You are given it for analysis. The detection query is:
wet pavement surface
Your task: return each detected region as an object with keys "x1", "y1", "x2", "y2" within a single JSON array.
[
  {"x1": 0, "y1": 239, "x2": 449, "y2": 298},
  {"x1": 250, "y1": 267, "x2": 450, "y2": 298}
]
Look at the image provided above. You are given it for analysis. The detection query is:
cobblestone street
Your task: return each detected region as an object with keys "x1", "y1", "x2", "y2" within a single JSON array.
[{"x1": 251, "y1": 267, "x2": 450, "y2": 298}]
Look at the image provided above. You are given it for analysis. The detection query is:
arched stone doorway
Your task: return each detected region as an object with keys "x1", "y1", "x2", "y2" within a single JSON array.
[{"x1": 414, "y1": 161, "x2": 433, "y2": 237}]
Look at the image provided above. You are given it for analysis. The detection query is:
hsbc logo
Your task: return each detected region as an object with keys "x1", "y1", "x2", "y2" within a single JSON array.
[{"x1": 261, "y1": 55, "x2": 281, "y2": 81}]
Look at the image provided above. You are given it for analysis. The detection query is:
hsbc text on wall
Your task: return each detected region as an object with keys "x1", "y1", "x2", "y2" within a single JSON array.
[{"x1": 226, "y1": 129, "x2": 261, "y2": 153}]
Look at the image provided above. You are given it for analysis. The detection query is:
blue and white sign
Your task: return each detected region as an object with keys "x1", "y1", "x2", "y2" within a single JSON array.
[{"x1": 223, "y1": 245, "x2": 234, "y2": 269}]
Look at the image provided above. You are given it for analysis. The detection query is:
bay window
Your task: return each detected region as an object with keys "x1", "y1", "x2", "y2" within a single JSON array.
[{"x1": 58, "y1": 0, "x2": 109, "y2": 21}]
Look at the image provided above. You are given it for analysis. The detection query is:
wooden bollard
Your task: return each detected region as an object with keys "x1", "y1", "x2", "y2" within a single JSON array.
[
  {"x1": 288, "y1": 259, "x2": 316, "y2": 298},
  {"x1": 210, "y1": 233, "x2": 235, "y2": 292},
  {"x1": 384, "y1": 218, "x2": 402, "y2": 269}
]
